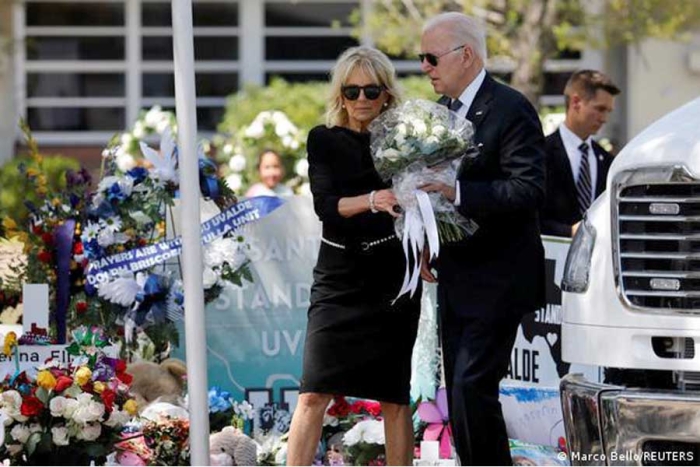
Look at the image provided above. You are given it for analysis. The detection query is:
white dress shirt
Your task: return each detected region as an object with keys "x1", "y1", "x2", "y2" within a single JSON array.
[
  {"x1": 558, "y1": 123, "x2": 597, "y2": 206},
  {"x1": 454, "y1": 68, "x2": 487, "y2": 206}
]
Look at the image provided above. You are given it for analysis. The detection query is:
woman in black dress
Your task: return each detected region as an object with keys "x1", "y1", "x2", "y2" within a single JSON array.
[{"x1": 286, "y1": 46, "x2": 421, "y2": 466}]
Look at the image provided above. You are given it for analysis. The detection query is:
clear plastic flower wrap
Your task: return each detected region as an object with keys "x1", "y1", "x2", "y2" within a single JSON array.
[{"x1": 369, "y1": 99, "x2": 479, "y2": 243}]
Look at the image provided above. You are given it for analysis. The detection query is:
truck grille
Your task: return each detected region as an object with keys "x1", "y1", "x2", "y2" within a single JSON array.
[{"x1": 616, "y1": 181, "x2": 700, "y2": 311}]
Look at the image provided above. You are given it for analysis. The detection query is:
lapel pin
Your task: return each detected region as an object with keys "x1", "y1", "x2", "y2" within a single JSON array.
[
  {"x1": 475, "y1": 110, "x2": 483, "y2": 116},
  {"x1": 477, "y1": 143, "x2": 484, "y2": 148}
]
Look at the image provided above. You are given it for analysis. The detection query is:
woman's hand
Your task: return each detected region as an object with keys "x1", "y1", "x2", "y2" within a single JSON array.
[{"x1": 371, "y1": 189, "x2": 402, "y2": 218}]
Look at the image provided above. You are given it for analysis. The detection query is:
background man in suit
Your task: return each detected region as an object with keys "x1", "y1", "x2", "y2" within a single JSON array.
[
  {"x1": 540, "y1": 70, "x2": 621, "y2": 237},
  {"x1": 418, "y1": 12, "x2": 546, "y2": 465}
]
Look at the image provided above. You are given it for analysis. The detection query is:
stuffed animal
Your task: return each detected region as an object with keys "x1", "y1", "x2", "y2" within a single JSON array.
[
  {"x1": 127, "y1": 358, "x2": 187, "y2": 410},
  {"x1": 209, "y1": 426, "x2": 258, "y2": 466}
]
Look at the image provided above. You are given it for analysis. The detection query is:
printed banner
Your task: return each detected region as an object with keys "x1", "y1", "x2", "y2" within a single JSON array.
[{"x1": 86, "y1": 196, "x2": 283, "y2": 285}]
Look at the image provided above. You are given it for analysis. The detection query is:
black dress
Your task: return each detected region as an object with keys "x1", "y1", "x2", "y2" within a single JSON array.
[{"x1": 299, "y1": 125, "x2": 421, "y2": 405}]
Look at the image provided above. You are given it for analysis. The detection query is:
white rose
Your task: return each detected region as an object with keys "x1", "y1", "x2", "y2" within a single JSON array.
[
  {"x1": 156, "y1": 118, "x2": 172, "y2": 134},
  {"x1": 222, "y1": 143, "x2": 234, "y2": 155},
  {"x1": 120, "y1": 133, "x2": 134, "y2": 147},
  {"x1": 202, "y1": 267, "x2": 219, "y2": 289},
  {"x1": 50, "y1": 396, "x2": 69, "y2": 417},
  {"x1": 281, "y1": 135, "x2": 294, "y2": 148},
  {"x1": 10, "y1": 424, "x2": 30, "y2": 444},
  {"x1": 1, "y1": 391, "x2": 22, "y2": 410},
  {"x1": 294, "y1": 159, "x2": 309, "y2": 178},
  {"x1": 77, "y1": 422, "x2": 101, "y2": 441},
  {"x1": 394, "y1": 132, "x2": 405, "y2": 145},
  {"x1": 132, "y1": 123, "x2": 145, "y2": 139},
  {"x1": 72, "y1": 399, "x2": 104, "y2": 424},
  {"x1": 426, "y1": 136, "x2": 440, "y2": 146},
  {"x1": 97, "y1": 229, "x2": 115, "y2": 247},
  {"x1": 431, "y1": 124, "x2": 446, "y2": 137},
  {"x1": 396, "y1": 123, "x2": 408, "y2": 136},
  {"x1": 105, "y1": 409, "x2": 130, "y2": 428},
  {"x1": 116, "y1": 152, "x2": 136, "y2": 172},
  {"x1": 411, "y1": 119, "x2": 427, "y2": 136},
  {"x1": 51, "y1": 425, "x2": 70, "y2": 446},
  {"x1": 381, "y1": 148, "x2": 401, "y2": 162},
  {"x1": 244, "y1": 121, "x2": 264, "y2": 139},
  {"x1": 289, "y1": 139, "x2": 300, "y2": 150},
  {"x1": 228, "y1": 154, "x2": 247, "y2": 173},
  {"x1": 225, "y1": 173, "x2": 242, "y2": 192},
  {"x1": 62, "y1": 398, "x2": 79, "y2": 419}
]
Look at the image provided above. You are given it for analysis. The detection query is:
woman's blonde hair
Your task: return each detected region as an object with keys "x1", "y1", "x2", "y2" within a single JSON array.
[{"x1": 326, "y1": 46, "x2": 401, "y2": 128}]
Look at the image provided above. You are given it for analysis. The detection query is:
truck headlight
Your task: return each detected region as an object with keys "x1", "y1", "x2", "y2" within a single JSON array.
[{"x1": 562, "y1": 217, "x2": 596, "y2": 293}]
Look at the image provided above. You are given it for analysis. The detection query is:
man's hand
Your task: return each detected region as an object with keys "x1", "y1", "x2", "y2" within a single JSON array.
[
  {"x1": 419, "y1": 182, "x2": 456, "y2": 202},
  {"x1": 420, "y1": 246, "x2": 437, "y2": 283}
]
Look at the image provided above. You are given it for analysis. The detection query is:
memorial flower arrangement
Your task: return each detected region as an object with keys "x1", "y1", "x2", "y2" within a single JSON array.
[
  {"x1": 369, "y1": 99, "x2": 479, "y2": 244},
  {"x1": 0, "y1": 326, "x2": 136, "y2": 466}
]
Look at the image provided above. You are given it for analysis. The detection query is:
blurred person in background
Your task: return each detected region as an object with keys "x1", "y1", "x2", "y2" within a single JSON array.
[{"x1": 245, "y1": 149, "x2": 293, "y2": 197}]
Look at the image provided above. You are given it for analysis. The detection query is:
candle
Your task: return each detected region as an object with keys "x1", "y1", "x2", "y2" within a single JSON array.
[{"x1": 421, "y1": 441, "x2": 440, "y2": 462}]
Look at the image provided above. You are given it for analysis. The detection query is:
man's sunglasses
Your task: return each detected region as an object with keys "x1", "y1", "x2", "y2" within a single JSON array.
[
  {"x1": 419, "y1": 44, "x2": 466, "y2": 67},
  {"x1": 341, "y1": 84, "x2": 385, "y2": 101}
]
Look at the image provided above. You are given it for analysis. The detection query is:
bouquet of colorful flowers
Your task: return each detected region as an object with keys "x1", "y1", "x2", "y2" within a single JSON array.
[
  {"x1": 320, "y1": 396, "x2": 385, "y2": 466},
  {"x1": 0, "y1": 326, "x2": 136, "y2": 466}
]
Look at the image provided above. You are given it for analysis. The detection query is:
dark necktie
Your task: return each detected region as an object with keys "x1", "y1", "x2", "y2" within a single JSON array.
[
  {"x1": 449, "y1": 98, "x2": 463, "y2": 112},
  {"x1": 576, "y1": 142, "x2": 592, "y2": 215}
]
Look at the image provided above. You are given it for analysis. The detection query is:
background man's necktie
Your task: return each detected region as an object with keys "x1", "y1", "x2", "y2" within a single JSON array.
[
  {"x1": 576, "y1": 142, "x2": 592, "y2": 215},
  {"x1": 449, "y1": 98, "x2": 463, "y2": 112}
]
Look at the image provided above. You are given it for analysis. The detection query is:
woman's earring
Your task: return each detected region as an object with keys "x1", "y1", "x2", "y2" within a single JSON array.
[
  {"x1": 342, "y1": 104, "x2": 346, "y2": 109},
  {"x1": 383, "y1": 102, "x2": 389, "y2": 107}
]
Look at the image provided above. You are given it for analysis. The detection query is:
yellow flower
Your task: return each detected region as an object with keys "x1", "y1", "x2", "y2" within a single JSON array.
[
  {"x1": 123, "y1": 399, "x2": 138, "y2": 416},
  {"x1": 74, "y1": 366, "x2": 92, "y2": 386},
  {"x1": 2, "y1": 217, "x2": 18, "y2": 231},
  {"x1": 51, "y1": 198, "x2": 61, "y2": 207},
  {"x1": 26, "y1": 168, "x2": 39, "y2": 177},
  {"x1": 93, "y1": 381, "x2": 106, "y2": 394},
  {"x1": 37, "y1": 370, "x2": 57, "y2": 390},
  {"x1": 3, "y1": 332, "x2": 17, "y2": 357}
]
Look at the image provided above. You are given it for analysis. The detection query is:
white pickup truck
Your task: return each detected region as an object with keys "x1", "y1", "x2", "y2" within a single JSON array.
[{"x1": 559, "y1": 97, "x2": 700, "y2": 466}]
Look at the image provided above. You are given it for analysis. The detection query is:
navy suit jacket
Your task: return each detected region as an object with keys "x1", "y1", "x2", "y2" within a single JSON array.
[
  {"x1": 437, "y1": 73, "x2": 547, "y2": 316},
  {"x1": 540, "y1": 129, "x2": 613, "y2": 237}
]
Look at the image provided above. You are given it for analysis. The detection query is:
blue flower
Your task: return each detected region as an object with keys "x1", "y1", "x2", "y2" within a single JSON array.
[
  {"x1": 208, "y1": 387, "x2": 233, "y2": 413},
  {"x1": 127, "y1": 167, "x2": 148, "y2": 184}
]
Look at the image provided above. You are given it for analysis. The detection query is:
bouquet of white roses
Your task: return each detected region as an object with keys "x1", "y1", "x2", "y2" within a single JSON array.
[
  {"x1": 369, "y1": 99, "x2": 479, "y2": 243},
  {"x1": 369, "y1": 100, "x2": 479, "y2": 300}
]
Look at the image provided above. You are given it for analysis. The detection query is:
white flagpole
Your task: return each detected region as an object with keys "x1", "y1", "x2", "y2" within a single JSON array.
[{"x1": 171, "y1": 0, "x2": 210, "y2": 464}]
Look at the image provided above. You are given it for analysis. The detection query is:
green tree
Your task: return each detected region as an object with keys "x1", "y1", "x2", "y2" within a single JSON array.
[{"x1": 360, "y1": 0, "x2": 700, "y2": 105}]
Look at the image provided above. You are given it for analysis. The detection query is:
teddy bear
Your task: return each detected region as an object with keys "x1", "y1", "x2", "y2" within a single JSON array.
[
  {"x1": 209, "y1": 426, "x2": 258, "y2": 466},
  {"x1": 127, "y1": 358, "x2": 187, "y2": 411}
]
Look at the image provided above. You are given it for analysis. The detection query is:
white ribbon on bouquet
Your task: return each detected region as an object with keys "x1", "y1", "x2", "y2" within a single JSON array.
[{"x1": 394, "y1": 190, "x2": 440, "y2": 303}]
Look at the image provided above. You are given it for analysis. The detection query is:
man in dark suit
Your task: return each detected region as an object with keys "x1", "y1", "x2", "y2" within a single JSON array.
[
  {"x1": 540, "y1": 70, "x2": 621, "y2": 237},
  {"x1": 418, "y1": 12, "x2": 546, "y2": 466}
]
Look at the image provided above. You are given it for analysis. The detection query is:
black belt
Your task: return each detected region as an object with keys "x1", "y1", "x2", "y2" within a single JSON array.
[{"x1": 321, "y1": 234, "x2": 396, "y2": 252}]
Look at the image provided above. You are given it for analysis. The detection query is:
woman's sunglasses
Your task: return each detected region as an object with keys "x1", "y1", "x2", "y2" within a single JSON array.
[
  {"x1": 418, "y1": 44, "x2": 466, "y2": 67},
  {"x1": 341, "y1": 84, "x2": 385, "y2": 101}
]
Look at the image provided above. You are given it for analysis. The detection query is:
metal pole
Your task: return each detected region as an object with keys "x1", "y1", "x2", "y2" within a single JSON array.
[{"x1": 171, "y1": 0, "x2": 210, "y2": 464}]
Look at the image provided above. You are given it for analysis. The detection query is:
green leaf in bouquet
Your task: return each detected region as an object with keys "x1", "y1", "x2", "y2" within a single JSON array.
[
  {"x1": 35, "y1": 387, "x2": 50, "y2": 405},
  {"x1": 84, "y1": 441, "x2": 108, "y2": 459},
  {"x1": 65, "y1": 341, "x2": 80, "y2": 356},
  {"x1": 63, "y1": 384, "x2": 82, "y2": 399},
  {"x1": 26, "y1": 431, "x2": 42, "y2": 456}
]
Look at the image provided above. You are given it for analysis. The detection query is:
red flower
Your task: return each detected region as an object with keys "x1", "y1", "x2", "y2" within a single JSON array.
[
  {"x1": 20, "y1": 396, "x2": 44, "y2": 417},
  {"x1": 32, "y1": 225, "x2": 43, "y2": 235},
  {"x1": 116, "y1": 360, "x2": 133, "y2": 385},
  {"x1": 101, "y1": 388, "x2": 116, "y2": 413},
  {"x1": 41, "y1": 232, "x2": 53, "y2": 245},
  {"x1": 37, "y1": 250, "x2": 52, "y2": 263},
  {"x1": 54, "y1": 375, "x2": 73, "y2": 393},
  {"x1": 75, "y1": 301, "x2": 88, "y2": 314},
  {"x1": 327, "y1": 396, "x2": 351, "y2": 418},
  {"x1": 73, "y1": 242, "x2": 84, "y2": 255},
  {"x1": 365, "y1": 401, "x2": 382, "y2": 417}
]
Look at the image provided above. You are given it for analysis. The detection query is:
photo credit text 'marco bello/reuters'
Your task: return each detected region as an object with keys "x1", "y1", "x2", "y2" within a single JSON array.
[{"x1": 561, "y1": 450, "x2": 695, "y2": 463}]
